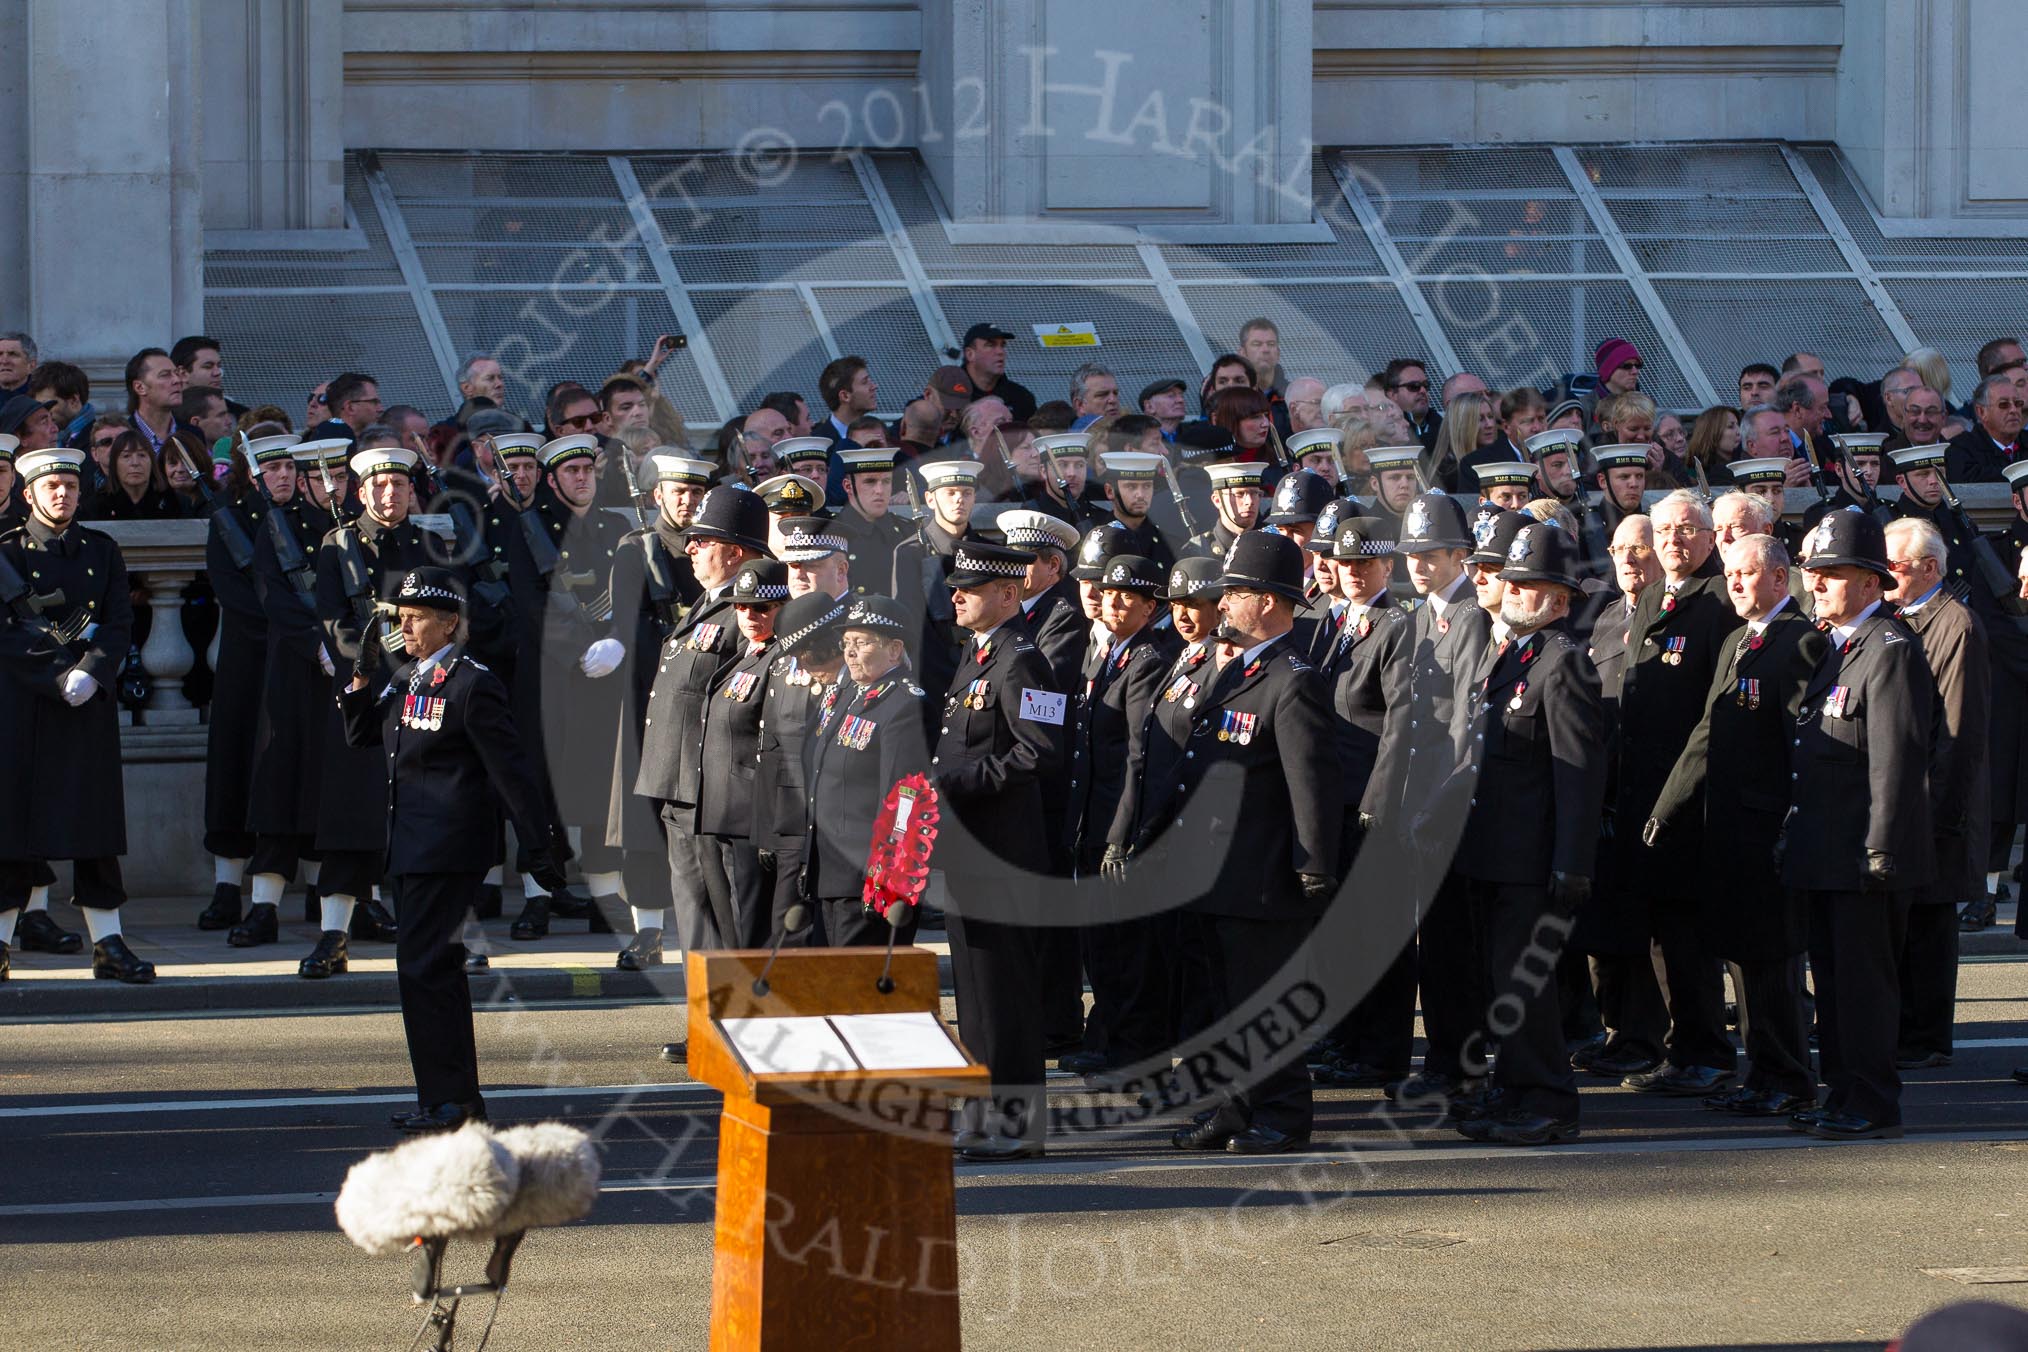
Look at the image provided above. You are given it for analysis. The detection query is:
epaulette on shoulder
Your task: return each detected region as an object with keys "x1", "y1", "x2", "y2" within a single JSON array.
[
  {"x1": 460, "y1": 654, "x2": 492, "y2": 672},
  {"x1": 1284, "y1": 653, "x2": 1313, "y2": 673},
  {"x1": 905, "y1": 681, "x2": 925, "y2": 697}
]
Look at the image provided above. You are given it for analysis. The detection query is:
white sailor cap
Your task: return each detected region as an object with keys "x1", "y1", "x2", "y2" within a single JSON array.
[
  {"x1": 293, "y1": 437, "x2": 354, "y2": 469},
  {"x1": 1591, "y1": 443, "x2": 1651, "y2": 471},
  {"x1": 1285, "y1": 428, "x2": 1340, "y2": 458},
  {"x1": 1726, "y1": 456, "x2": 1791, "y2": 485},
  {"x1": 1525, "y1": 428, "x2": 1584, "y2": 459},
  {"x1": 1886, "y1": 443, "x2": 1950, "y2": 472},
  {"x1": 1033, "y1": 432, "x2": 1091, "y2": 459},
  {"x1": 350, "y1": 446, "x2": 418, "y2": 481},
  {"x1": 244, "y1": 433, "x2": 302, "y2": 464},
  {"x1": 1831, "y1": 432, "x2": 1890, "y2": 453},
  {"x1": 917, "y1": 458, "x2": 984, "y2": 488},
  {"x1": 838, "y1": 445, "x2": 897, "y2": 475},
  {"x1": 772, "y1": 436, "x2": 836, "y2": 469},
  {"x1": 1471, "y1": 459, "x2": 1538, "y2": 488},
  {"x1": 16, "y1": 447, "x2": 84, "y2": 483},
  {"x1": 488, "y1": 432, "x2": 547, "y2": 460},
  {"x1": 996, "y1": 508, "x2": 1080, "y2": 553},
  {"x1": 1364, "y1": 445, "x2": 1424, "y2": 471},
  {"x1": 649, "y1": 453, "x2": 716, "y2": 486},
  {"x1": 1100, "y1": 450, "x2": 1164, "y2": 481},
  {"x1": 539, "y1": 434, "x2": 599, "y2": 471},
  {"x1": 1203, "y1": 460, "x2": 1267, "y2": 489}
]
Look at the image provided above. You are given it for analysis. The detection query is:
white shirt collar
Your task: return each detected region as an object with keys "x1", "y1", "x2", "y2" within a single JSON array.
[
  {"x1": 1426, "y1": 571, "x2": 1468, "y2": 615},
  {"x1": 1747, "y1": 594, "x2": 1791, "y2": 634},
  {"x1": 1236, "y1": 634, "x2": 1280, "y2": 668},
  {"x1": 1830, "y1": 598, "x2": 1882, "y2": 647},
  {"x1": 974, "y1": 621, "x2": 1007, "y2": 650}
]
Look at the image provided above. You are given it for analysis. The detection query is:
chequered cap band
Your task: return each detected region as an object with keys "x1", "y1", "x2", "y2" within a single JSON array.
[
  {"x1": 1340, "y1": 538, "x2": 1394, "y2": 557},
  {"x1": 397, "y1": 578, "x2": 461, "y2": 604},
  {"x1": 780, "y1": 529, "x2": 846, "y2": 560},
  {"x1": 736, "y1": 582, "x2": 791, "y2": 602},
  {"x1": 845, "y1": 604, "x2": 907, "y2": 630},
  {"x1": 1003, "y1": 526, "x2": 1064, "y2": 550},
  {"x1": 954, "y1": 552, "x2": 1028, "y2": 577},
  {"x1": 779, "y1": 602, "x2": 849, "y2": 649}
]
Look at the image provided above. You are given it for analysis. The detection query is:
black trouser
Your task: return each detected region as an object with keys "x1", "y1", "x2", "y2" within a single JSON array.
[
  {"x1": 1589, "y1": 952, "x2": 1668, "y2": 1062},
  {"x1": 1082, "y1": 913, "x2": 1174, "y2": 1070},
  {"x1": 821, "y1": 895, "x2": 920, "y2": 949},
  {"x1": 659, "y1": 803, "x2": 734, "y2": 951},
  {"x1": 1418, "y1": 871, "x2": 1488, "y2": 1081},
  {"x1": 249, "y1": 835, "x2": 318, "y2": 883},
  {"x1": 1193, "y1": 911, "x2": 1315, "y2": 1138},
  {"x1": 766, "y1": 842, "x2": 825, "y2": 948},
  {"x1": 1651, "y1": 899, "x2": 1735, "y2": 1071},
  {"x1": 945, "y1": 906, "x2": 1045, "y2": 1144},
  {"x1": 1808, "y1": 889, "x2": 1912, "y2": 1125},
  {"x1": 1035, "y1": 926, "x2": 1088, "y2": 1049},
  {"x1": 317, "y1": 849, "x2": 382, "y2": 902},
  {"x1": 723, "y1": 840, "x2": 774, "y2": 949},
  {"x1": 1469, "y1": 881, "x2": 1579, "y2": 1122},
  {"x1": 1729, "y1": 956, "x2": 1814, "y2": 1098},
  {"x1": 203, "y1": 829, "x2": 255, "y2": 860},
  {"x1": 1334, "y1": 938, "x2": 1417, "y2": 1076},
  {"x1": 0, "y1": 858, "x2": 125, "y2": 911},
  {"x1": 391, "y1": 872, "x2": 483, "y2": 1109},
  {"x1": 1897, "y1": 902, "x2": 1960, "y2": 1059}
]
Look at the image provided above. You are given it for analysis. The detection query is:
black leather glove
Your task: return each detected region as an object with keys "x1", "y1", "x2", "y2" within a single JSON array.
[
  {"x1": 1357, "y1": 811, "x2": 1380, "y2": 835},
  {"x1": 1100, "y1": 844, "x2": 1132, "y2": 884},
  {"x1": 1864, "y1": 849, "x2": 1896, "y2": 891},
  {"x1": 524, "y1": 847, "x2": 569, "y2": 899},
  {"x1": 1549, "y1": 871, "x2": 1591, "y2": 913},
  {"x1": 757, "y1": 848, "x2": 777, "y2": 872},
  {"x1": 1640, "y1": 817, "x2": 1663, "y2": 848},
  {"x1": 353, "y1": 627, "x2": 383, "y2": 685},
  {"x1": 1599, "y1": 809, "x2": 1617, "y2": 843},
  {"x1": 1299, "y1": 873, "x2": 1337, "y2": 903}
]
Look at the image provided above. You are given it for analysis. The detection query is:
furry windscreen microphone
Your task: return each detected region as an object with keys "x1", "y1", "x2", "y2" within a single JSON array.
[
  {"x1": 336, "y1": 1125, "x2": 520, "y2": 1257},
  {"x1": 335, "y1": 1122, "x2": 603, "y2": 1257}
]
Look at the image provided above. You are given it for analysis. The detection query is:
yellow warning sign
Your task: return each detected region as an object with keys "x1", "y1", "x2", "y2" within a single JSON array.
[{"x1": 1033, "y1": 322, "x2": 1100, "y2": 349}]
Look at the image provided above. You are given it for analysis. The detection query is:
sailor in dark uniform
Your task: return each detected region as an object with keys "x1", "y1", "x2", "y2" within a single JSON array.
[
  {"x1": 934, "y1": 540, "x2": 1067, "y2": 1162},
  {"x1": 830, "y1": 445, "x2": 913, "y2": 598},
  {"x1": 1026, "y1": 432, "x2": 1093, "y2": 527},
  {"x1": 1446, "y1": 523, "x2": 1608, "y2": 1145},
  {"x1": 1182, "y1": 460, "x2": 1265, "y2": 561},
  {"x1": 1785, "y1": 511, "x2": 1936, "y2": 1139},
  {"x1": 1286, "y1": 427, "x2": 1353, "y2": 498},
  {"x1": 1984, "y1": 460, "x2": 2028, "y2": 929},
  {"x1": 1591, "y1": 444, "x2": 1652, "y2": 543},
  {"x1": 695, "y1": 559, "x2": 791, "y2": 948},
  {"x1": 341, "y1": 567, "x2": 567, "y2": 1133},
  {"x1": 890, "y1": 456, "x2": 980, "y2": 700},
  {"x1": 1094, "y1": 450, "x2": 1175, "y2": 569},
  {"x1": 1164, "y1": 531, "x2": 1341, "y2": 1154},
  {"x1": 0, "y1": 434, "x2": 24, "y2": 527},
  {"x1": 196, "y1": 431, "x2": 298, "y2": 932},
  {"x1": 1526, "y1": 429, "x2": 1610, "y2": 579},
  {"x1": 0, "y1": 448, "x2": 143, "y2": 982},
  {"x1": 1725, "y1": 456, "x2": 1802, "y2": 558},
  {"x1": 1470, "y1": 459, "x2": 1538, "y2": 514},
  {"x1": 806, "y1": 594, "x2": 931, "y2": 946}
]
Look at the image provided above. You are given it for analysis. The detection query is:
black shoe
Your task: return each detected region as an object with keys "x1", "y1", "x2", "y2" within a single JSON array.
[
  {"x1": 616, "y1": 928, "x2": 663, "y2": 971},
  {"x1": 1707, "y1": 1087, "x2": 1815, "y2": 1117},
  {"x1": 2012, "y1": 1068, "x2": 2028, "y2": 1086},
  {"x1": 957, "y1": 1135, "x2": 1042, "y2": 1163},
  {"x1": 1566, "y1": 1032, "x2": 1609, "y2": 1071},
  {"x1": 587, "y1": 896, "x2": 618, "y2": 936},
  {"x1": 303, "y1": 883, "x2": 319, "y2": 926},
  {"x1": 1584, "y1": 1047, "x2": 1662, "y2": 1078},
  {"x1": 661, "y1": 1042, "x2": 686, "y2": 1064},
  {"x1": 1057, "y1": 1049, "x2": 1107, "y2": 1075},
  {"x1": 91, "y1": 935, "x2": 156, "y2": 984},
  {"x1": 464, "y1": 951, "x2": 490, "y2": 974},
  {"x1": 951, "y1": 1128, "x2": 989, "y2": 1152},
  {"x1": 1316, "y1": 1060, "x2": 1404, "y2": 1089},
  {"x1": 509, "y1": 896, "x2": 550, "y2": 940},
  {"x1": 390, "y1": 1100, "x2": 487, "y2": 1135},
  {"x1": 1450, "y1": 1087, "x2": 1513, "y2": 1124},
  {"x1": 196, "y1": 882, "x2": 242, "y2": 931},
  {"x1": 548, "y1": 889, "x2": 593, "y2": 920},
  {"x1": 1465, "y1": 1111, "x2": 1580, "y2": 1147},
  {"x1": 16, "y1": 909, "x2": 82, "y2": 954},
  {"x1": 0, "y1": 940, "x2": 10, "y2": 981},
  {"x1": 1895, "y1": 1050, "x2": 1953, "y2": 1070},
  {"x1": 350, "y1": 898, "x2": 398, "y2": 943},
  {"x1": 1788, "y1": 1105, "x2": 1827, "y2": 1132},
  {"x1": 1808, "y1": 1110, "x2": 1903, "y2": 1141},
  {"x1": 1999, "y1": 881, "x2": 2014, "y2": 903},
  {"x1": 297, "y1": 930, "x2": 348, "y2": 979},
  {"x1": 1171, "y1": 1114, "x2": 1238, "y2": 1151},
  {"x1": 1385, "y1": 1071, "x2": 1482, "y2": 1106},
  {"x1": 1960, "y1": 898, "x2": 1997, "y2": 932},
  {"x1": 1226, "y1": 1124, "x2": 1309, "y2": 1155},
  {"x1": 1623, "y1": 1063, "x2": 1735, "y2": 1096},
  {"x1": 227, "y1": 902, "x2": 279, "y2": 948},
  {"x1": 474, "y1": 883, "x2": 503, "y2": 921}
]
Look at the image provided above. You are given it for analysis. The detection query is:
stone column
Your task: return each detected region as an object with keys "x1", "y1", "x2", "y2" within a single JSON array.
[
  {"x1": 922, "y1": 0, "x2": 1324, "y2": 243},
  {"x1": 138, "y1": 570, "x2": 200, "y2": 726},
  {"x1": 198, "y1": 0, "x2": 345, "y2": 233},
  {"x1": 24, "y1": 0, "x2": 203, "y2": 370}
]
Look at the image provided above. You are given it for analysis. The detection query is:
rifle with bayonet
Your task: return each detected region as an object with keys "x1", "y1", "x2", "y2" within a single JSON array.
[
  {"x1": 613, "y1": 445, "x2": 679, "y2": 621},
  {"x1": 1933, "y1": 474, "x2": 2028, "y2": 621},
  {"x1": 492, "y1": 444, "x2": 606, "y2": 651},
  {"x1": 242, "y1": 432, "x2": 318, "y2": 600},
  {"x1": 1834, "y1": 442, "x2": 1898, "y2": 528},
  {"x1": 177, "y1": 435, "x2": 257, "y2": 572},
  {"x1": 1691, "y1": 457, "x2": 1714, "y2": 506},
  {"x1": 1153, "y1": 450, "x2": 1207, "y2": 540},
  {"x1": 1797, "y1": 434, "x2": 1838, "y2": 506}
]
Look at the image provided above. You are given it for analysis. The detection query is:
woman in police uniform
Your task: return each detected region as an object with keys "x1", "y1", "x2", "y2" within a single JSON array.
[{"x1": 340, "y1": 566, "x2": 567, "y2": 1133}]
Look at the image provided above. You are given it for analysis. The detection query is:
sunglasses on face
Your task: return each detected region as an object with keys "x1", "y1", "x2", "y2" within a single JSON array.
[
  {"x1": 556, "y1": 414, "x2": 598, "y2": 430},
  {"x1": 308, "y1": 393, "x2": 327, "y2": 406},
  {"x1": 1390, "y1": 380, "x2": 1429, "y2": 393},
  {"x1": 1619, "y1": 360, "x2": 1644, "y2": 371}
]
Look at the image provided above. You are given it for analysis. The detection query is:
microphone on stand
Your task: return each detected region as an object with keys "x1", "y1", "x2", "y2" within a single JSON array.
[
  {"x1": 751, "y1": 903, "x2": 810, "y2": 997},
  {"x1": 874, "y1": 902, "x2": 914, "y2": 995}
]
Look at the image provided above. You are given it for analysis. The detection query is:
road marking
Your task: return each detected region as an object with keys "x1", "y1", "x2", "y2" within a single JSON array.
[
  {"x1": 0, "y1": 1081, "x2": 719, "y2": 1120},
  {"x1": 6, "y1": 1127, "x2": 2024, "y2": 1219}
]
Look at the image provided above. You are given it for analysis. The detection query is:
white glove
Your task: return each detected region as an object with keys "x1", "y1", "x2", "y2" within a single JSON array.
[
  {"x1": 61, "y1": 669, "x2": 98, "y2": 707},
  {"x1": 317, "y1": 645, "x2": 335, "y2": 677},
  {"x1": 581, "y1": 637, "x2": 624, "y2": 679}
]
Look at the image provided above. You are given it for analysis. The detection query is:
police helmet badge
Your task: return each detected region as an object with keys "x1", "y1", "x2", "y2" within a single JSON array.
[
  {"x1": 736, "y1": 569, "x2": 758, "y2": 596},
  {"x1": 1080, "y1": 528, "x2": 1110, "y2": 565},
  {"x1": 1274, "y1": 477, "x2": 1299, "y2": 511},
  {"x1": 1108, "y1": 562, "x2": 1131, "y2": 584},
  {"x1": 1473, "y1": 513, "x2": 1499, "y2": 547},
  {"x1": 1805, "y1": 518, "x2": 1836, "y2": 561},
  {"x1": 1507, "y1": 531, "x2": 1532, "y2": 564},
  {"x1": 1404, "y1": 499, "x2": 1431, "y2": 540}
]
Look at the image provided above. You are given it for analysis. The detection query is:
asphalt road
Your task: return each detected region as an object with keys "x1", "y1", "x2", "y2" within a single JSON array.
[{"x1": 4, "y1": 961, "x2": 2027, "y2": 1351}]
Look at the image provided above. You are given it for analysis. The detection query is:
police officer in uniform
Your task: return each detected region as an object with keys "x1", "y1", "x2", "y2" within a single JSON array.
[
  {"x1": 1445, "y1": 523, "x2": 1607, "y2": 1145},
  {"x1": 1362, "y1": 446, "x2": 1425, "y2": 597},
  {"x1": 342, "y1": 567, "x2": 568, "y2": 1133},
  {"x1": 934, "y1": 539, "x2": 1066, "y2": 1162},
  {"x1": 1183, "y1": 461, "x2": 1265, "y2": 561},
  {"x1": 806, "y1": 594, "x2": 931, "y2": 946},
  {"x1": 754, "y1": 591, "x2": 851, "y2": 950},
  {"x1": 890, "y1": 457, "x2": 981, "y2": 700},
  {"x1": 756, "y1": 471, "x2": 830, "y2": 559},
  {"x1": 696, "y1": 559, "x2": 791, "y2": 948},
  {"x1": 1785, "y1": 511, "x2": 1936, "y2": 1139},
  {"x1": 830, "y1": 445, "x2": 913, "y2": 597},
  {"x1": 1646, "y1": 532, "x2": 1826, "y2": 1117},
  {"x1": 196, "y1": 431, "x2": 297, "y2": 931},
  {"x1": 1164, "y1": 531, "x2": 1341, "y2": 1154},
  {"x1": 1001, "y1": 509, "x2": 1085, "y2": 697},
  {"x1": 633, "y1": 487, "x2": 773, "y2": 958},
  {"x1": 0, "y1": 448, "x2": 143, "y2": 982},
  {"x1": 1983, "y1": 460, "x2": 2028, "y2": 930}
]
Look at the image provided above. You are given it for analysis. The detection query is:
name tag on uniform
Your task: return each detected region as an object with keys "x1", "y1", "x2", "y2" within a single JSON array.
[
  {"x1": 1019, "y1": 688, "x2": 1066, "y2": 725},
  {"x1": 689, "y1": 623, "x2": 723, "y2": 651},
  {"x1": 723, "y1": 671, "x2": 759, "y2": 701}
]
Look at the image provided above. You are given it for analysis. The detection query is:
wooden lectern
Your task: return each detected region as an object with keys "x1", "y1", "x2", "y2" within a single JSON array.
[{"x1": 687, "y1": 948, "x2": 989, "y2": 1351}]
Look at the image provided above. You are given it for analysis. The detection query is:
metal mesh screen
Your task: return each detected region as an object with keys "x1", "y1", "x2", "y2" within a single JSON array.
[
  {"x1": 1426, "y1": 279, "x2": 1699, "y2": 410},
  {"x1": 1158, "y1": 161, "x2": 1383, "y2": 279},
  {"x1": 204, "y1": 163, "x2": 408, "y2": 290},
  {"x1": 674, "y1": 246, "x2": 901, "y2": 285},
  {"x1": 689, "y1": 289, "x2": 831, "y2": 411},
  {"x1": 207, "y1": 290, "x2": 446, "y2": 421},
  {"x1": 432, "y1": 288, "x2": 717, "y2": 430},
  {"x1": 1578, "y1": 144, "x2": 1802, "y2": 194},
  {"x1": 1341, "y1": 148, "x2": 1568, "y2": 197},
  {"x1": 932, "y1": 284, "x2": 1199, "y2": 411},
  {"x1": 1179, "y1": 282, "x2": 1425, "y2": 389},
  {"x1": 654, "y1": 202, "x2": 885, "y2": 247},
  {"x1": 808, "y1": 287, "x2": 939, "y2": 379},
  {"x1": 628, "y1": 154, "x2": 869, "y2": 204},
  {"x1": 413, "y1": 244, "x2": 657, "y2": 287},
  {"x1": 1799, "y1": 147, "x2": 2028, "y2": 273},
  {"x1": 379, "y1": 154, "x2": 621, "y2": 201},
  {"x1": 1882, "y1": 279, "x2": 2028, "y2": 393},
  {"x1": 1652, "y1": 280, "x2": 1902, "y2": 406}
]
